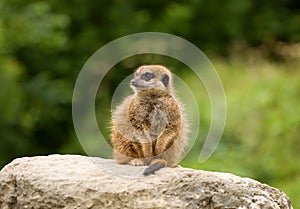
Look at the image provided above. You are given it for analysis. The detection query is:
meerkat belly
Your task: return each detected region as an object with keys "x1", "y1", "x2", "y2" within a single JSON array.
[{"x1": 128, "y1": 98, "x2": 180, "y2": 156}]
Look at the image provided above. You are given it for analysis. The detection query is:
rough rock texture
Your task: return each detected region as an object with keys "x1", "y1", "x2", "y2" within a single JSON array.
[{"x1": 0, "y1": 155, "x2": 293, "y2": 209}]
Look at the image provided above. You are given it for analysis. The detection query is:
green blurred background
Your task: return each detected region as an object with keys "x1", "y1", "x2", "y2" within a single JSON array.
[{"x1": 1, "y1": 0, "x2": 299, "y2": 206}]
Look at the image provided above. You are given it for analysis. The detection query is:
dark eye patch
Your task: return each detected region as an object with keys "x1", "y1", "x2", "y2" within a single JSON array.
[
  {"x1": 141, "y1": 72, "x2": 155, "y2": 81},
  {"x1": 162, "y1": 74, "x2": 169, "y2": 87}
]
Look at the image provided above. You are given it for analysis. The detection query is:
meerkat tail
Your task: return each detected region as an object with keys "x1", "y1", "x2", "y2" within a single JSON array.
[{"x1": 143, "y1": 159, "x2": 167, "y2": 176}]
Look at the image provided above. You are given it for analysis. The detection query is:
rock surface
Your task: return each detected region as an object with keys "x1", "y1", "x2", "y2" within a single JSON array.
[{"x1": 0, "y1": 155, "x2": 293, "y2": 209}]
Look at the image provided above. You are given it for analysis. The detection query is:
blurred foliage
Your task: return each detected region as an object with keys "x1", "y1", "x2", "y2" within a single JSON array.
[
  {"x1": 181, "y1": 59, "x2": 300, "y2": 207},
  {"x1": 0, "y1": 0, "x2": 300, "y2": 207}
]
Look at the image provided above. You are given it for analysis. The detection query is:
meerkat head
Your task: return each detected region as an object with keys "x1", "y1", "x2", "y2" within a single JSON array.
[{"x1": 130, "y1": 65, "x2": 173, "y2": 93}]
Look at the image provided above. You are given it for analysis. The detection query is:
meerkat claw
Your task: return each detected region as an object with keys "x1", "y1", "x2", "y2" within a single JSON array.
[{"x1": 128, "y1": 159, "x2": 144, "y2": 166}]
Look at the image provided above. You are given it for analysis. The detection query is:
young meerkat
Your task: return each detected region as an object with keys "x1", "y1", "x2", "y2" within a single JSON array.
[{"x1": 111, "y1": 65, "x2": 188, "y2": 176}]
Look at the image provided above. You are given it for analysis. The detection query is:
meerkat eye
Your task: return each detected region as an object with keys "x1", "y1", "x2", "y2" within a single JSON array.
[
  {"x1": 141, "y1": 72, "x2": 155, "y2": 81},
  {"x1": 162, "y1": 74, "x2": 169, "y2": 87}
]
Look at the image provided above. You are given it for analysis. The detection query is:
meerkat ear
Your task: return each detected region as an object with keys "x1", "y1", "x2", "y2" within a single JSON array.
[{"x1": 162, "y1": 74, "x2": 169, "y2": 87}]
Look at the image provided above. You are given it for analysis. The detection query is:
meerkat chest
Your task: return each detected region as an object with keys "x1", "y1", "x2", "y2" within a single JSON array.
[{"x1": 128, "y1": 96, "x2": 180, "y2": 131}]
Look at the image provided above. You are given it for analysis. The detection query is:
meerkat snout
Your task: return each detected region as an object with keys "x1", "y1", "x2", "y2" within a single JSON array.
[{"x1": 130, "y1": 79, "x2": 137, "y2": 86}]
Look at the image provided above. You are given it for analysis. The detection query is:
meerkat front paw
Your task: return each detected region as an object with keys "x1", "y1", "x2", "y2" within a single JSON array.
[{"x1": 129, "y1": 159, "x2": 145, "y2": 166}]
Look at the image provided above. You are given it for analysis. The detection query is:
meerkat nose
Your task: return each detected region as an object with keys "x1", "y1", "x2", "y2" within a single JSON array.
[{"x1": 131, "y1": 80, "x2": 137, "y2": 86}]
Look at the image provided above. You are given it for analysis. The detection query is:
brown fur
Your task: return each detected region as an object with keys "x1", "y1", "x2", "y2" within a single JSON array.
[{"x1": 111, "y1": 65, "x2": 188, "y2": 175}]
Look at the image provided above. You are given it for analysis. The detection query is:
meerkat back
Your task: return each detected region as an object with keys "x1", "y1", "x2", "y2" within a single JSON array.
[{"x1": 111, "y1": 65, "x2": 188, "y2": 175}]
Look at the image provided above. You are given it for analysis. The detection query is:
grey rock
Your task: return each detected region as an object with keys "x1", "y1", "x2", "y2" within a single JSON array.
[{"x1": 0, "y1": 155, "x2": 293, "y2": 209}]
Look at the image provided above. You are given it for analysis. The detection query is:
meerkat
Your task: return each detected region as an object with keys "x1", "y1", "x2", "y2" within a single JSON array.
[{"x1": 111, "y1": 65, "x2": 188, "y2": 176}]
